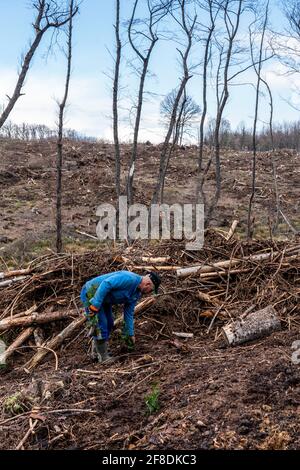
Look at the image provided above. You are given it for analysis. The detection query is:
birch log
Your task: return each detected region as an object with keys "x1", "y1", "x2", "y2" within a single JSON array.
[{"x1": 222, "y1": 306, "x2": 281, "y2": 346}]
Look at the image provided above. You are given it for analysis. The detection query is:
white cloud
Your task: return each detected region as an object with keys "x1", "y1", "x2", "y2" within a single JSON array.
[{"x1": 0, "y1": 69, "x2": 112, "y2": 138}]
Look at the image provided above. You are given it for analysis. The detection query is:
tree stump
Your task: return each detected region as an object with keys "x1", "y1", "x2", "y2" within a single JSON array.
[{"x1": 222, "y1": 306, "x2": 281, "y2": 346}]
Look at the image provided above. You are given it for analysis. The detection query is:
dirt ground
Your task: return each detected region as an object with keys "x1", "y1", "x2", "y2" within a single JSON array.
[
  {"x1": 1, "y1": 324, "x2": 299, "y2": 450},
  {"x1": 0, "y1": 139, "x2": 299, "y2": 261},
  {"x1": 0, "y1": 139, "x2": 299, "y2": 450}
]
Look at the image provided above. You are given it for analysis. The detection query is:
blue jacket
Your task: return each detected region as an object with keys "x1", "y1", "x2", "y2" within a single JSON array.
[{"x1": 81, "y1": 271, "x2": 142, "y2": 336}]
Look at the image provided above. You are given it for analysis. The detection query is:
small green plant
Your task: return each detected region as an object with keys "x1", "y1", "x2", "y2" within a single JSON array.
[
  {"x1": 3, "y1": 393, "x2": 32, "y2": 416},
  {"x1": 145, "y1": 384, "x2": 160, "y2": 415},
  {"x1": 120, "y1": 322, "x2": 135, "y2": 351}
]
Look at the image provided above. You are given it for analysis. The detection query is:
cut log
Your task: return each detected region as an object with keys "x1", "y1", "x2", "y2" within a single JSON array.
[
  {"x1": 197, "y1": 291, "x2": 220, "y2": 305},
  {"x1": 0, "y1": 339, "x2": 6, "y2": 365},
  {"x1": 130, "y1": 265, "x2": 178, "y2": 271},
  {"x1": 0, "y1": 276, "x2": 30, "y2": 288},
  {"x1": 0, "y1": 268, "x2": 31, "y2": 280},
  {"x1": 222, "y1": 306, "x2": 281, "y2": 346},
  {"x1": 133, "y1": 297, "x2": 156, "y2": 314},
  {"x1": 0, "y1": 327, "x2": 34, "y2": 364},
  {"x1": 0, "y1": 311, "x2": 74, "y2": 332}
]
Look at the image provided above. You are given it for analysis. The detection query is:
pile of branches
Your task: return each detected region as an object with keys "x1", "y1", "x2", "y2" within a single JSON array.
[{"x1": 0, "y1": 230, "x2": 299, "y2": 370}]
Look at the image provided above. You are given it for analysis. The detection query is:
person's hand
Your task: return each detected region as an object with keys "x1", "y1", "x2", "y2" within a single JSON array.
[{"x1": 88, "y1": 305, "x2": 99, "y2": 317}]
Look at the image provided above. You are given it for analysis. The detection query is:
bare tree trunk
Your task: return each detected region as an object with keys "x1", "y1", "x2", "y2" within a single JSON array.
[
  {"x1": 0, "y1": 0, "x2": 78, "y2": 130},
  {"x1": 206, "y1": 0, "x2": 243, "y2": 225},
  {"x1": 152, "y1": 0, "x2": 196, "y2": 205},
  {"x1": 56, "y1": 0, "x2": 75, "y2": 253},
  {"x1": 126, "y1": 0, "x2": 168, "y2": 206},
  {"x1": 247, "y1": 1, "x2": 269, "y2": 239},
  {"x1": 196, "y1": 0, "x2": 219, "y2": 204},
  {"x1": 126, "y1": 48, "x2": 155, "y2": 206},
  {"x1": 113, "y1": 0, "x2": 122, "y2": 198},
  {"x1": 261, "y1": 78, "x2": 281, "y2": 232}
]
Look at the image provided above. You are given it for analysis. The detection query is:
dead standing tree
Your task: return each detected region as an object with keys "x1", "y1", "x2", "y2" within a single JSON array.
[
  {"x1": 196, "y1": 0, "x2": 221, "y2": 204},
  {"x1": 152, "y1": 0, "x2": 197, "y2": 205},
  {"x1": 113, "y1": 0, "x2": 122, "y2": 198},
  {"x1": 0, "y1": 0, "x2": 78, "y2": 130},
  {"x1": 56, "y1": 0, "x2": 78, "y2": 253},
  {"x1": 247, "y1": 0, "x2": 269, "y2": 239},
  {"x1": 126, "y1": 0, "x2": 172, "y2": 206},
  {"x1": 205, "y1": 0, "x2": 243, "y2": 224}
]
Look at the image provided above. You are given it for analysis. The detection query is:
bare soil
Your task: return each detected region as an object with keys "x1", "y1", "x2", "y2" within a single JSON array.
[
  {"x1": 1, "y1": 327, "x2": 299, "y2": 450},
  {"x1": 0, "y1": 139, "x2": 299, "y2": 450},
  {"x1": 0, "y1": 139, "x2": 299, "y2": 260}
]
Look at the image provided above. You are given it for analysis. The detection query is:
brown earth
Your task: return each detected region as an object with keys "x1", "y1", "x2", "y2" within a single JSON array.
[
  {"x1": 0, "y1": 327, "x2": 299, "y2": 450},
  {"x1": 0, "y1": 139, "x2": 299, "y2": 261},
  {"x1": 0, "y1": 139, "x2": 299, "y2": 450}
]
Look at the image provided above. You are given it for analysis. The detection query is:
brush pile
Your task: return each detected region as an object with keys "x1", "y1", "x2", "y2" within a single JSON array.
[{"x1": 0, "y1": 230, "x2": 299, "y2": 370}]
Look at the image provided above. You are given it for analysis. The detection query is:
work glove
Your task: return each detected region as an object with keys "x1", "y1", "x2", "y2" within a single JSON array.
[{"x1": 86, "y1": 304, "x2": 99, "y2": 319}]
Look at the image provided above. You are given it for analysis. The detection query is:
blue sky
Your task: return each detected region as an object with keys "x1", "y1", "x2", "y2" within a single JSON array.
[{"x1": 0, "y1": 0, "x2": 299, "y2": 142}]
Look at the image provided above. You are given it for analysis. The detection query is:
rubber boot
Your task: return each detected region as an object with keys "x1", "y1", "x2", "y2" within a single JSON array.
[{"x1": 92, "y1": 339, "x2": 113, "y2": 363}]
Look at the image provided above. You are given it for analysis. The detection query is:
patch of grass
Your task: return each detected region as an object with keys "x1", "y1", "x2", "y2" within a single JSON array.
[
  {"x1": 145, "y1": 384, "x2": 160, "y2": 415},
  {"x1": 30, "y1": 239, "x2": 52, "y2": 255},
  {"x1": 64, "y1": 238, "x2": 101, "y2": 253}
]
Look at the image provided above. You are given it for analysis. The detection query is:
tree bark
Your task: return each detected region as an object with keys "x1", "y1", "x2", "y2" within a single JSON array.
[
  {"x1": 222, "y1": 305, "x2": 281, "y2": 346},
  {"x1": 24, "y1": 316, "x2": 86, "y2": 371},
  {"x1": 113, "y1": 0, "x2": 122, "y2": 198},
  {"x1": 0, "y1": 327, "x2": 34, "y2": 363},
  {"x1": 0, "y1": 311, "x2": 74, "y2": 332},
  {"x1": 56, "y1": 0, "x2": 75, "y2": 253}
]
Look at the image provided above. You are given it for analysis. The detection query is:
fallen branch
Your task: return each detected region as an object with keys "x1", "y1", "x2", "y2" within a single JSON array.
[
  {"x1": 226, "y1": 220, "x2": 239, "y2": 241},
  {"x1": 75, "y1": 229, "x2": 99, "y2": 240},
  {"x1": 0, "y1": 310, "x2": 75, "y2": 332},
  {"x1": 0, "y1": 268, "x2": 31, "y2": 280},
  {"x1": 279, "y1": 210, "x2": 299, "y2": 235},
  {"x1": 177, "y1": 245, "x2": 300, "y2": 278},
  {"x1": 24, "y1": 316, "x2": 86, "y2": 371},
  {"x1": 125, "y1": 265, "x2": 178, "y2": 271},
  {"x1": 0, "y1": 276, "x2": 30, "y2": 288},
  {"x1": 173, "y1": 332, "x2": 193, "y2": 339},
  {"x1": 16, "y1": 418, "x2": 39, "y2": 450},
  {"x1": 0, "y1": 327, "x2": 34, "y2": 364},
  {"x1": 141, "y1": 256, "x2": 171, "y2": 263}
]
